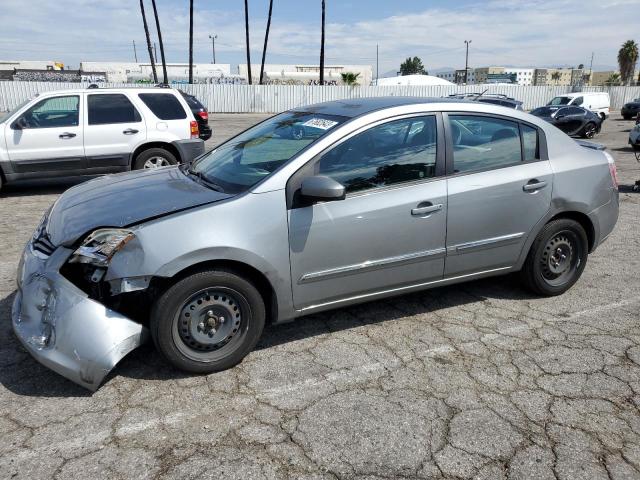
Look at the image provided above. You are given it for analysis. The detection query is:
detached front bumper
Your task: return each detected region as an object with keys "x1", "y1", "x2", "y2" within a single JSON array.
[{"x1": 12, "y1": 245, "x2": 148, "y2": 391}]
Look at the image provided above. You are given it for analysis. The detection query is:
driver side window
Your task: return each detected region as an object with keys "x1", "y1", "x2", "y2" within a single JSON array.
[
  {"x1": 316, "y1": 116, "x2": 437, "y2": 194},
  {"x1": 18, "y1": 96, "x2": 79, "y2": 129}
]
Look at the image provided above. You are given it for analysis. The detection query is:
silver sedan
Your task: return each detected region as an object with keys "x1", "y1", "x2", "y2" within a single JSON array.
[{"x1": 13, "y1": 97, "x2": 619, "y2": 390}]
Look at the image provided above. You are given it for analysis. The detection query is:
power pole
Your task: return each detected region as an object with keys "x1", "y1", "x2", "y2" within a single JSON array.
[
  {"x1": 188, "y1": 0, "x2": 193, "y2": 84},
  {"x1": 244, "y1": 0, "x2": 252, "y2": 84},
  {"x1": 319, "y1": 0, "x2": 325, "y2": 85},
  {"x1": 209, "y1": 34, "x2": 217, "y2": 64},
  {"x1": 154, "y1": 43, "x2": 158, "y2": 63},
  {"x1": 139, "y1": 0, "x2": 157, "y2": 83},
  {"x1": 376, "y1": 44, "x2": 379, "y2": 85},
  {"x1": 133, "y1": 40, "x2": 138, "y2": 62},
  {"x1": 464, "y1": 40, "x2": 472, "y2": 85}
]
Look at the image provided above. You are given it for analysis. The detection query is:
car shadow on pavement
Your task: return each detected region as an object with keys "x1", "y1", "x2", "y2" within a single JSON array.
[
  {"x1": 0, "y1": 274, "x2": 538, "y2": 397},
  {"x1": 0, "y1": 179, "x2": 85, "y2": 198}
]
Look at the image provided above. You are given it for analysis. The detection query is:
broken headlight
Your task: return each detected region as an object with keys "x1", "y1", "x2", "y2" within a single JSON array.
[{"x1": 69, "y1": 229, "x2": 135, "y2": 267}]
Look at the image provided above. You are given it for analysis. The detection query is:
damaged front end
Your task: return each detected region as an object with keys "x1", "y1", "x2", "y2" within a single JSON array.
[{"x1": 12, "y1": 224, "x2": 148, "y2": 391}]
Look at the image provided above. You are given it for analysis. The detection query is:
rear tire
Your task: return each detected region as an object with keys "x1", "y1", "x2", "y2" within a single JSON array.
[
  {"x1": 150, "y1": 269, "x2": 265, "y2": 373},
  {"x1": 581, "y1": 122, "x2": 597, "y2": 139},
  {"x1": 133, "y1": 148, "x2": 177, "y2": 170},
  {"x1": 520, "y1": 219, "x2": 588, "y2": 296}
]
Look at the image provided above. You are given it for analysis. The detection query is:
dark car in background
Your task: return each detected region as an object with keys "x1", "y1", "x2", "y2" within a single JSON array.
[
  {"x1": 179, "y1": 90, "x2": 212, "y2": 141},
  {"x1": 621, "y1": 98, "x2": 640, "y2": 120},
  {"x1": 446, "y1": 93, "x2": 524, "y2": 110},
  {"x1": 530, "y1": 105, "x2": 602, "y2": 138}
]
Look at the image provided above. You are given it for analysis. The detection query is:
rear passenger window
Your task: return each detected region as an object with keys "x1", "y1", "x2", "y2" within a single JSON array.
[
  {"x1": 449, "y1": 115, "x2": 521, "y2": 173},
  {"x1": 521, "y1": 124, "x2": 539, "y2": 161},
  {"x1": 88, "y1": 94, "x2": 141, "y2": 125},
  {"x1": 138, "y1": 93, "x2": 187, "y2": 120}
]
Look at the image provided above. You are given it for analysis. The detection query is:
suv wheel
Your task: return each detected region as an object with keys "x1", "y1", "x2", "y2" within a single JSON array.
[
  {"x1": 520, "y1": 219, "x2": 588, "y2": 296},
  {"x1": 150, "y1": 269, "x2": 266, "y2": 373},
  {"x1": 133, "y1": 148, "x2": 177, "y2": 170}
]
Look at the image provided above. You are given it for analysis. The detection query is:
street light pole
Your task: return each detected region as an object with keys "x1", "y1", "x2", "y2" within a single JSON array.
[
  {"x1": 209, "y1": 34, "x2": 217, "y2": 64},
  {"x1": 464, "y1": 40, "x2": 472, "y2": 85}
]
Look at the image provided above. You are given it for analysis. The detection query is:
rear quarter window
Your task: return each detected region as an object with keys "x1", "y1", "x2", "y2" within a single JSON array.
[{"x1": 138, "y1": 93, "x2": 188, "y2": 120}]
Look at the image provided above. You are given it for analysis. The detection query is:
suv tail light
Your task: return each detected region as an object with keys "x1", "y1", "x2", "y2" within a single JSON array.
[
  {"x1": 190, "y1": 120, "x2": 199, "y2": 139},
  {"x1": 603, "y1": 151, "x2": 618, "y2": 189},
  {"x1": 197, "y1": 110, "x2": 208, "y2": 122}
]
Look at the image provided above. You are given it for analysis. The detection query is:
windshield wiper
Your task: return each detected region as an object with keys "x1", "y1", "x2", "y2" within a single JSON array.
[{"x1": 183, "y1": 165, "x2": 226, "y2": 193}]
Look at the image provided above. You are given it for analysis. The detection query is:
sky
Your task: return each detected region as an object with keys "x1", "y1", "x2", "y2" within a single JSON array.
[{"x1": 1, "y1": 0, "x2": 637, "y2": 75}]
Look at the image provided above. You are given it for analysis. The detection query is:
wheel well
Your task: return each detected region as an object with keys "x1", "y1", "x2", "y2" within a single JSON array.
[
  {"x1": 131, "y1": 142, "x2": 181, "y2": 166},
  {"x1": 548, "y1": 211, "x2": 596, "y2": 252},
  {"x1": 152, "y1": 260, "x2": 278, "y2": 324}
]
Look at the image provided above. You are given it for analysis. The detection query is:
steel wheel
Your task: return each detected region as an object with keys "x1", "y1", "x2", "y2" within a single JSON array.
[
  {"x1": 539, "y1": 231, "x2": 581, "y2": 287},
  {"x1": 172, "y1": 287, "x2": 249, "y2": 362},
  {"x1": 143, "y1": 156, "x2": 171, "y2": 169}
]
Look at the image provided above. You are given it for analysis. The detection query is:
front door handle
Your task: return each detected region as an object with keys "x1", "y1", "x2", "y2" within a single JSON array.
[
  {"x1": 59, "y1": 132, "x2": 76, "y2": 139},
  {"x1": 523, "y1": 180, "x2": 547, "y2": 192},
  {"x1": 123, "y1": 128, "x2": 139, "y2": 135},
  {"x1": 411, "y1": 202, "x2": 443, "y2": 216}
]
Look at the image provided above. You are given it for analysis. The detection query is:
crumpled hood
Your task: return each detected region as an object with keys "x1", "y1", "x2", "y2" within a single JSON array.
[{"x1": 47, "y1": 166, "x2": 232, "y2": 246}]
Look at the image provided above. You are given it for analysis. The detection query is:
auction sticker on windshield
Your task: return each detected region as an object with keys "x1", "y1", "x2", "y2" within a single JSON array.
[{"x1": 302, "y1": 118, "x2": 339, "y2": 130}]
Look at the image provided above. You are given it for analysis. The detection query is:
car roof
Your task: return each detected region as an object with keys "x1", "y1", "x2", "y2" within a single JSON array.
[
  {"x1": 291, "y1": 96, "x2": 473, "y2": 118},
  {"x1": 37, "y1": 87, "x2": 178, "y2": 96}
]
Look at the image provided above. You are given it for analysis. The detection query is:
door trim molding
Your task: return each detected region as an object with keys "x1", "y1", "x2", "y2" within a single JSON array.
[
  {"x1": 299, "y1": 247, "x2": 447, "y2": 284},
  {"x1": 297, "y1": 265, "x2": 512, "y2": 313},
  {"x1": 447, "y1": 232, "x2": 525, "y2": 255}
]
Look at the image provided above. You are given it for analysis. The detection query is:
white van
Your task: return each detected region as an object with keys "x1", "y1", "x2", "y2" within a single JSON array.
[{"x1": 547, "y1": 92, "x2": 610, "y2": 119}]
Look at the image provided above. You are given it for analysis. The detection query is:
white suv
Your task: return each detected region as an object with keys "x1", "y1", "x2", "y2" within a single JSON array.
[{"x1": 0, "y1": 86, "x2": 205, "y2": 189}]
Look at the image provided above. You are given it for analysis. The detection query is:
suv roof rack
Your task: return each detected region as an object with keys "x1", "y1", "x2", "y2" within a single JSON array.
[{"x1": 154, "y1": 83, "x2": 172, "y2": 88}]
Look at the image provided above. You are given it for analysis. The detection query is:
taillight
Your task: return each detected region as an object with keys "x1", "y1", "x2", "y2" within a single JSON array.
[
  {"x1": 190, "y1": 120, "x2": 199, "y2": 139},
  {"x1": 604, "y1": 151, "x2": 618, "y2": 189},
  {"x1": 197, "y1": 110, "x2": 208, "y2": 121}
]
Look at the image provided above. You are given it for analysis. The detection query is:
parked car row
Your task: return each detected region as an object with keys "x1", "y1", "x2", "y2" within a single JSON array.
[{"x1": 0, "y1": 85, "x2": 211, "y2": 190}]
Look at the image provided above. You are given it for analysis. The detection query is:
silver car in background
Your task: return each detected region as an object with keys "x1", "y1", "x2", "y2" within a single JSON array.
[{"x1": 13, "y1": 97, "x2": 619, "y2": 390}]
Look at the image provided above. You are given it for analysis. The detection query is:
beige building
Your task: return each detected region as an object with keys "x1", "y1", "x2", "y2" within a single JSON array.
[
  {"x1": 474, "y1": 66, "x2": 505, "y2": 84},
  {"x1": 588, "y1": 70, "x2": 640, "y2": 85},
  {"x1": 533, "y1": 68, "x2": 582, "y2": 86}
]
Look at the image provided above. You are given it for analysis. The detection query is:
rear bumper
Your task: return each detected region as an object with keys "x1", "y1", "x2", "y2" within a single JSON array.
[
  {"x1": 589, "y1": 188, "x2": 619, "y2": 250},
  {"x1": 172, "y1": 139, "x2": 205, "y2": 163},
  {"x1": 12, "y1": 245, "x2": 148, "y2": 391},
  {"x1": 199, "y1": 124, "x2": 212, "y2": 141}
]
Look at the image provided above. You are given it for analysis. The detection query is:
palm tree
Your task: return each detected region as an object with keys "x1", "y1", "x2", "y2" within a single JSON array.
[
  {"x1": 139, "y1": 0, "x2": 158, "y2": 83},
  {"x1": 244, "y1": 0, "x2": 252, "y2": 85},
  {"x1": 618, "y1": 40, "x2": 639, "y2": 86},
  {"x1": 340, "y1": 72, "x2": 359, "y2": 86},
  {"x1": 551, "y1": 71, "x2": 561, "y2": 85},
  {"x1": 150, "y1": 0, "x2": 168, "y2": 84},
  {"x1": 188, "y1": 0, "x2": 194, "y2": 84},
  {"x1": 606, "y1": 72, "x2": 621, "y2": 86},
  {"x1": 319, "y1": 0, "x2": 325, "y2": 85},
  {"x1": 259, "y1": 0, "x2": 274, "y2": 85}
]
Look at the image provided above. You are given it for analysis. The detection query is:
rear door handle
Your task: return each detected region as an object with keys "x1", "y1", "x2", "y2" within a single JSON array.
[
  {"x1": 411, "y1": 203, "x2": 443, "y2": 216},
  {"x1": 523, "y1": 180, "x2": 547, "y2": 192},
  {"x1": 59, "y1": 132, "x2": 76, "y2": 139},
  {"x1": 123, "y1": 128, "x2": 139, "y2": 135}
]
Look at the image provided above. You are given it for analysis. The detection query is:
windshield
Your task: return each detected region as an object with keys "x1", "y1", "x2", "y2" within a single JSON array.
[
  {"x1": 2, "y1": 97, "x2": 34, "y2": 121},
  {"x1": 191, "y1": 111, "x2": 348, "y2": 193},
  {"x1": 548, "y1": 96, "x2": 571, "y2": 106}
]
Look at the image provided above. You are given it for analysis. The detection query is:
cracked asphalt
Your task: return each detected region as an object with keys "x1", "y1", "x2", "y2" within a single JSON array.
[{"x1": 0, "y1": 113, "x2": 639, "y2": 479}]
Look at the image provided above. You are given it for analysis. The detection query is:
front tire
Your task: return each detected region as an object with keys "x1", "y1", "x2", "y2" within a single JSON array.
[
  {"x1": 520, "y1": 219, "x2": 588, "y2": 296},
  {"x1": 150, "y1": 269, "x2": 265, "y2": 373},
  {"x1": 133, "y1": 148, "x2": 177, "y2": 170}
]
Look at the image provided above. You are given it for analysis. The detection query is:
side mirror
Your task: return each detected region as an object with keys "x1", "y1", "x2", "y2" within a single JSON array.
[
  {"x1": 12, "y1": 116, "x2": 27, "y2": 130},
  {"x1": 300, "y1": 175, "x2": 345, "y2": 202}
]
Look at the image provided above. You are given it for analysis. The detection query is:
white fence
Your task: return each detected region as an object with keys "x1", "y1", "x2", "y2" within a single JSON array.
[{"x1": 2, "y1": 81, "x2": 640, "y2": 113}]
